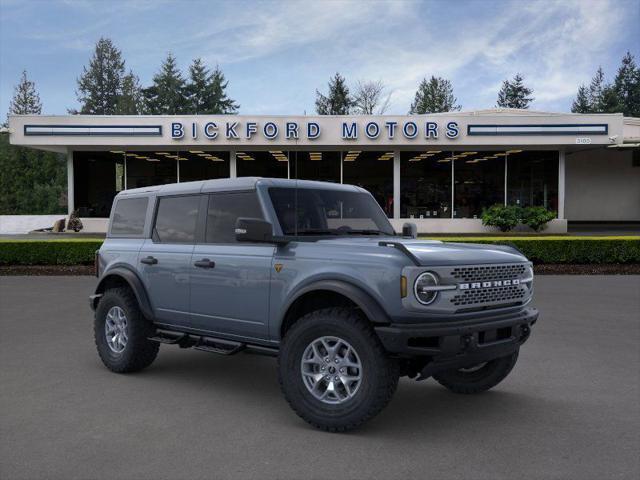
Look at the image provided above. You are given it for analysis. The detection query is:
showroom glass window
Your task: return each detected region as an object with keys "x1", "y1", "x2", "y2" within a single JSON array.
[
  {"x1": 73, "y1": 151, "x2": 125, "y2": 217},
  {"x1": 342, "y1": 151, "x2": 394, "y2": 217},
  {"x1": 290, "y1": 151, "x2": 341, "y2": 183},
  {"x1": 175, "y1": 151, "x2": 230, "y2": 182},
  {"x1": 401, "y1": 151, "x2": 452, "y2": 218},
  {"x1": 236, "y1": 151, "x2": 289, "y2": 178},
  {"x1": 453, "y1": 151, "x2": 505, "y2": 218},
  {"x1": 507, "y1": 150, "x2": 558, "y2": 212},
  {"x1": 126, "y1": 152, "x2": 177, "y2": 190}
]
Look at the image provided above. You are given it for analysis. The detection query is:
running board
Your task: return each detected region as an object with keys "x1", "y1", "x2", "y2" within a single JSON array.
[{"x1": 147, "y1": 329, "x2": 278, "y2": 357}]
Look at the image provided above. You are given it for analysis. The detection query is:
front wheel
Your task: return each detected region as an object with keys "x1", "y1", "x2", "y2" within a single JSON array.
[
  {"x1": 433, "y1": 350, "x2": 519, "y2": 394},
  {"x1": 278, "y1": 308, "x2": 399, "y2": 432}
]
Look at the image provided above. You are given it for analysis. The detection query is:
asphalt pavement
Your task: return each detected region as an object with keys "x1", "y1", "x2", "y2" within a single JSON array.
[{"x1": 0, "y1": 275, "x2": 638, "y2": 480}]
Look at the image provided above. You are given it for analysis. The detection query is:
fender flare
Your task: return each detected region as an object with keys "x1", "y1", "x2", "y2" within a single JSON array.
[
  {"x1": 282, "y1": 279, "x2": 390, "y2": 327},
  {"x1": 93, "y1": 266, "x2": 154, "y2": 320}
]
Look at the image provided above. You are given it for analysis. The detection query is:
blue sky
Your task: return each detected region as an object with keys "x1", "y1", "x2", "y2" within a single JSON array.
[{"x1": 1, "y1": 0, "x2": 638, "y2": 117}]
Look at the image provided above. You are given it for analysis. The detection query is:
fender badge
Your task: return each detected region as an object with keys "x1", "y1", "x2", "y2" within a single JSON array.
[{"x1": 274, "y1": 263, "x2": 283, "y2": 273}]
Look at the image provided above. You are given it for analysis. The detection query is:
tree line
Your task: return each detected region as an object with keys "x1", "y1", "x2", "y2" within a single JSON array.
[{"x1": 71, "y1": 37, "x2": 239, "y2": 115}]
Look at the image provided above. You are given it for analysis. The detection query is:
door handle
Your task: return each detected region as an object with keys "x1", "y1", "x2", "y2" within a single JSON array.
[
  {"x1": 194, "y1": 258, "x2": 215, "y2": 269},
  {"x1": 140, "y1": 256, "x2": 158, "y2": 265}
]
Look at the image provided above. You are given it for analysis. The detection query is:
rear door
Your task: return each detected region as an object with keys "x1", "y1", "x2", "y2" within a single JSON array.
[
  {"x1": 189, "y1": 191, "x2": 274, "y2": 339},
  {"x1": 138, "y1": 194, "x2": 203, "y2": 327}
]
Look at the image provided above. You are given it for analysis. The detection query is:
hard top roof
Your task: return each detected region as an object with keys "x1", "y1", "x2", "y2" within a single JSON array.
[{"x1": 116, "y1": 177, "x2": 362, "y2": 197}]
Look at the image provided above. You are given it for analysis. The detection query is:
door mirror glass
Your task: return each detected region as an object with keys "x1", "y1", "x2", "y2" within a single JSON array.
[{"x1": 235, "y1": 218, "x2": 274, "y2": 243}]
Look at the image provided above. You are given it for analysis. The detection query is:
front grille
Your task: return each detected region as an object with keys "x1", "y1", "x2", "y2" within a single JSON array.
[
  {"x1": 451, "y1": 285, "x2": 526, "y2": 307},
  {"x1": 451, "y1": 264, "x2": 527, "y2": 283}
]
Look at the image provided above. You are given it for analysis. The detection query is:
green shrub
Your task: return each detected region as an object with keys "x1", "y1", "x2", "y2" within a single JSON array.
[
  {"x1": 0, "y1": 240, "x2": 103, "y2": 265},
  {"x1": 481, "y1": 205, "x2": 520, "y2": 232},
  {"x1": 521, "y1": 206, "x2": 556, "y2": 232}
]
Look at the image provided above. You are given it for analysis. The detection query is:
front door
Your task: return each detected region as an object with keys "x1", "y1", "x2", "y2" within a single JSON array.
[
  {"x1": 189, "y1": 191, "x2": 274, "y2": 340},
  {"x1": 138, "y1": 194, "x2": 202, "y2": 327}
]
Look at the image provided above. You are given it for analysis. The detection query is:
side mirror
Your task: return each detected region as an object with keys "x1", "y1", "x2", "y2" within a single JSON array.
[
  {"x1": 401, "y1": 222, "x2": 418, "y2": 239},
  {"x1": 235, "y1": 217, "x2": 276, "y2": 243}
]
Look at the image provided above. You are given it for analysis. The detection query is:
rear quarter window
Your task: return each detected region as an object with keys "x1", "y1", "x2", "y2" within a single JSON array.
[{"x1": 110, "y1": 197, "x2": 148, "y2": 236}]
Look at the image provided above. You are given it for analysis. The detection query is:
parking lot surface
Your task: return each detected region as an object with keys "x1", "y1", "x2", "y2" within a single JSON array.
[{"x1": 1, "y1": 275, "x2": 638, "y2": 480}]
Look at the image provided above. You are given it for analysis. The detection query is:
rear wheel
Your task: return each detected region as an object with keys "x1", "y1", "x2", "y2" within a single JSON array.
[
  {"x1": 433, "y1": 350, "x2": 519, "y2": 394},
  {"x1": 278, "y1": 307, "x2": 399, "y2": 432},
  {"x1": 94, "y1": 287, "x2": 159, "y2": 373}
]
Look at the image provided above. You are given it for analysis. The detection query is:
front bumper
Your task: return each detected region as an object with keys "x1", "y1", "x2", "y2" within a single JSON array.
[{"x1": 375, "y1": 307, "x2": 538, "y2": 376}]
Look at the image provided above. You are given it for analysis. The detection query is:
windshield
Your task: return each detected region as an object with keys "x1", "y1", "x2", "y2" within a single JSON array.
[{"x1": 268, "y1": 187, "x2": 396, "y2": 237}]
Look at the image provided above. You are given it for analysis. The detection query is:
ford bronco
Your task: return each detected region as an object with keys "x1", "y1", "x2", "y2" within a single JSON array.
[{"x1": 90, "y1": 178, "x2": 537, "y2": 431}]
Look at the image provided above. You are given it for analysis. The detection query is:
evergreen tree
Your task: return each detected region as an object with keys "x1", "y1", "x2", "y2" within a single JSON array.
[
  {"x1": 1, "y1": 70, "x2": 65, "y2": 214},
  {"x1": 613, "y1": 51, "x2": 640, "y2": 117},
  {"x1": 207, "y1": 65, "x2": 239, "y2": 114},
  {"x1": 496, "y1": 73, "x2": 534, "y2": 109},
  {"x1": 571, "y1": 85, "x2": 591, "y2": 113},
  {"x1": 315, "y1": 73, "x2": 353, "y2": 115},
  {"x1": 409, "y1": 76, "x2": 460, "y2": 114},
  {"x1": 8, "y1": 70, "x2": 42, "y2": 116},
  {"x1": 587, "y1": 66, "x2": 607, "y2": 112},
  {"x1": 0, "y1": 135, "x2": 67, "y2": 215},
  {"x1": 143, "y1": 53, "x2": 188, "y2": 114},
  {"x1": 75, "y1": 37, "x2": 126, "y2": 114},
  {"x1": 186, "y1": 58, "x2": 209, "y2": 114},
  {"x1": 116, "y1": 71, "x2": 144, "y2": 114},
  {"x1": 185, "y1": 59, "x2": 239, "y2": 114}
]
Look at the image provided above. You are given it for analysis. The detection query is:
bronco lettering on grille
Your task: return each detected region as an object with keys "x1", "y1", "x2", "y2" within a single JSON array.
[{"x1": 459, "y1": 279, "x2": 520, "y2": 290}]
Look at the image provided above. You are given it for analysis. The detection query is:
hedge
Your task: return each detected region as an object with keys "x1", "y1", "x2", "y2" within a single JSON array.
[
  {"x1": 0, "y1": 239, "x2": 104, "y2": 265},
  {"x1": 0, "y1": 237, "x2": 639, "y2": 266},
  {"x1": 421, "y1": 236, "x2": 640, "y2": 264}
]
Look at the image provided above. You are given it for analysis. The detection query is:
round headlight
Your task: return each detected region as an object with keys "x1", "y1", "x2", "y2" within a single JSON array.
[{"x1": 414, "y1": 272, "x2": 439, "y2": 305}]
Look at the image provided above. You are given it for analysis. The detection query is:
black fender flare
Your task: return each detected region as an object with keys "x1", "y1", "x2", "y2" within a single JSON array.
[
  {"x1": 282, "y1": 279, "x2": 391, "y2": 328},
  {"x1": 93, "y1": 266, "x2": 154, "y2": 320}
]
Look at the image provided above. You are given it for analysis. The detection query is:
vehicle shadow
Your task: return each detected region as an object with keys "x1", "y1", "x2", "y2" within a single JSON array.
[{"x1": 135, "y1": 348, "x2": 544, "y2": 436}]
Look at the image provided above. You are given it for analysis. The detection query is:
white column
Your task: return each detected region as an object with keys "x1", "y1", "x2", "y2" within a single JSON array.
[
  {"x1": 558, "y1": 149, "x2": 566, "y2": 219},
  {"x1": 229, "y1": 150, "x2": 237, "y2": 178},
  {"x1": 393, "y1": 150, "x2": 400, "y2": 219},
  {"x1": 176, "y1": 158, "x2": 180, "y2": 183},
  {"x1": 451, "y1": 156, "x2": 455, "y2": 218},
  {"x1": 504, "y1": 155, "x2": 508, "y2": 205},
  {"x1": 66, "y1": 149, "x2": 74, "y2": 216}
]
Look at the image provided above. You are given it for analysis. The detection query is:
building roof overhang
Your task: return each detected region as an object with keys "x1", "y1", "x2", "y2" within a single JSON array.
[{"x1": 6, "y1": 110, "x2": 631, "y2": 153}]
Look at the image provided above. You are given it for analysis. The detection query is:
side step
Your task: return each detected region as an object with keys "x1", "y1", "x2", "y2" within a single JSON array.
[{"x1": 147, "y1": 329, "x2": 278, "y2": 357}]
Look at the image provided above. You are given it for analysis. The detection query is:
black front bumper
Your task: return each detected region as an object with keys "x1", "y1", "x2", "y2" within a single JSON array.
[{"x1": 375, "y1": 307, "x2": 538, "y2": 376}]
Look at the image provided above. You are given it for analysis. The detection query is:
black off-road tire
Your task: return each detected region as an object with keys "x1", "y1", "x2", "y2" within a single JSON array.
[
  {"x1": 433, "y1": 349, "x2": 519, "y2": 394},
  {"x1": 94, "y1": 287, "x2": 159, "y2": 373},
  {"x1": 278, "y1": 307, "x2": 399, "y2": 432}
]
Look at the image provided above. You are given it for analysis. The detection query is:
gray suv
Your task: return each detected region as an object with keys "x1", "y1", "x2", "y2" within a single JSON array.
[{"x1": 91, "y1": 177, "x2": 537, "y2": 432}]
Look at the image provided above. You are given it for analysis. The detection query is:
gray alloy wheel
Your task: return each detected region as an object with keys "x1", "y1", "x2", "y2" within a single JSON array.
[
  {"x1": 104, "y1": 306, "x2": 128, "y2": 353},
  {"x1": 300, "y1": 336, "x2": 363, "y2": 405}
]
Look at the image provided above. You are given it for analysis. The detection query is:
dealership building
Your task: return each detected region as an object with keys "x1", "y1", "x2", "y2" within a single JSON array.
[{"x1": 6, "y1": 109, "x2": 640, "y2": 233}]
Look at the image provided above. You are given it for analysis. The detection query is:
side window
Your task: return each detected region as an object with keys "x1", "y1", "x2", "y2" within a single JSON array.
[
  {"x1": 206, "y1": 192, "x2": 263, "y2": 243},
  {"x1": 154, "y1": 195, "x2": 200, "y2": 243},
  {"x1": 110, "y1": 197, "x2": 148, "y2": 236}
]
